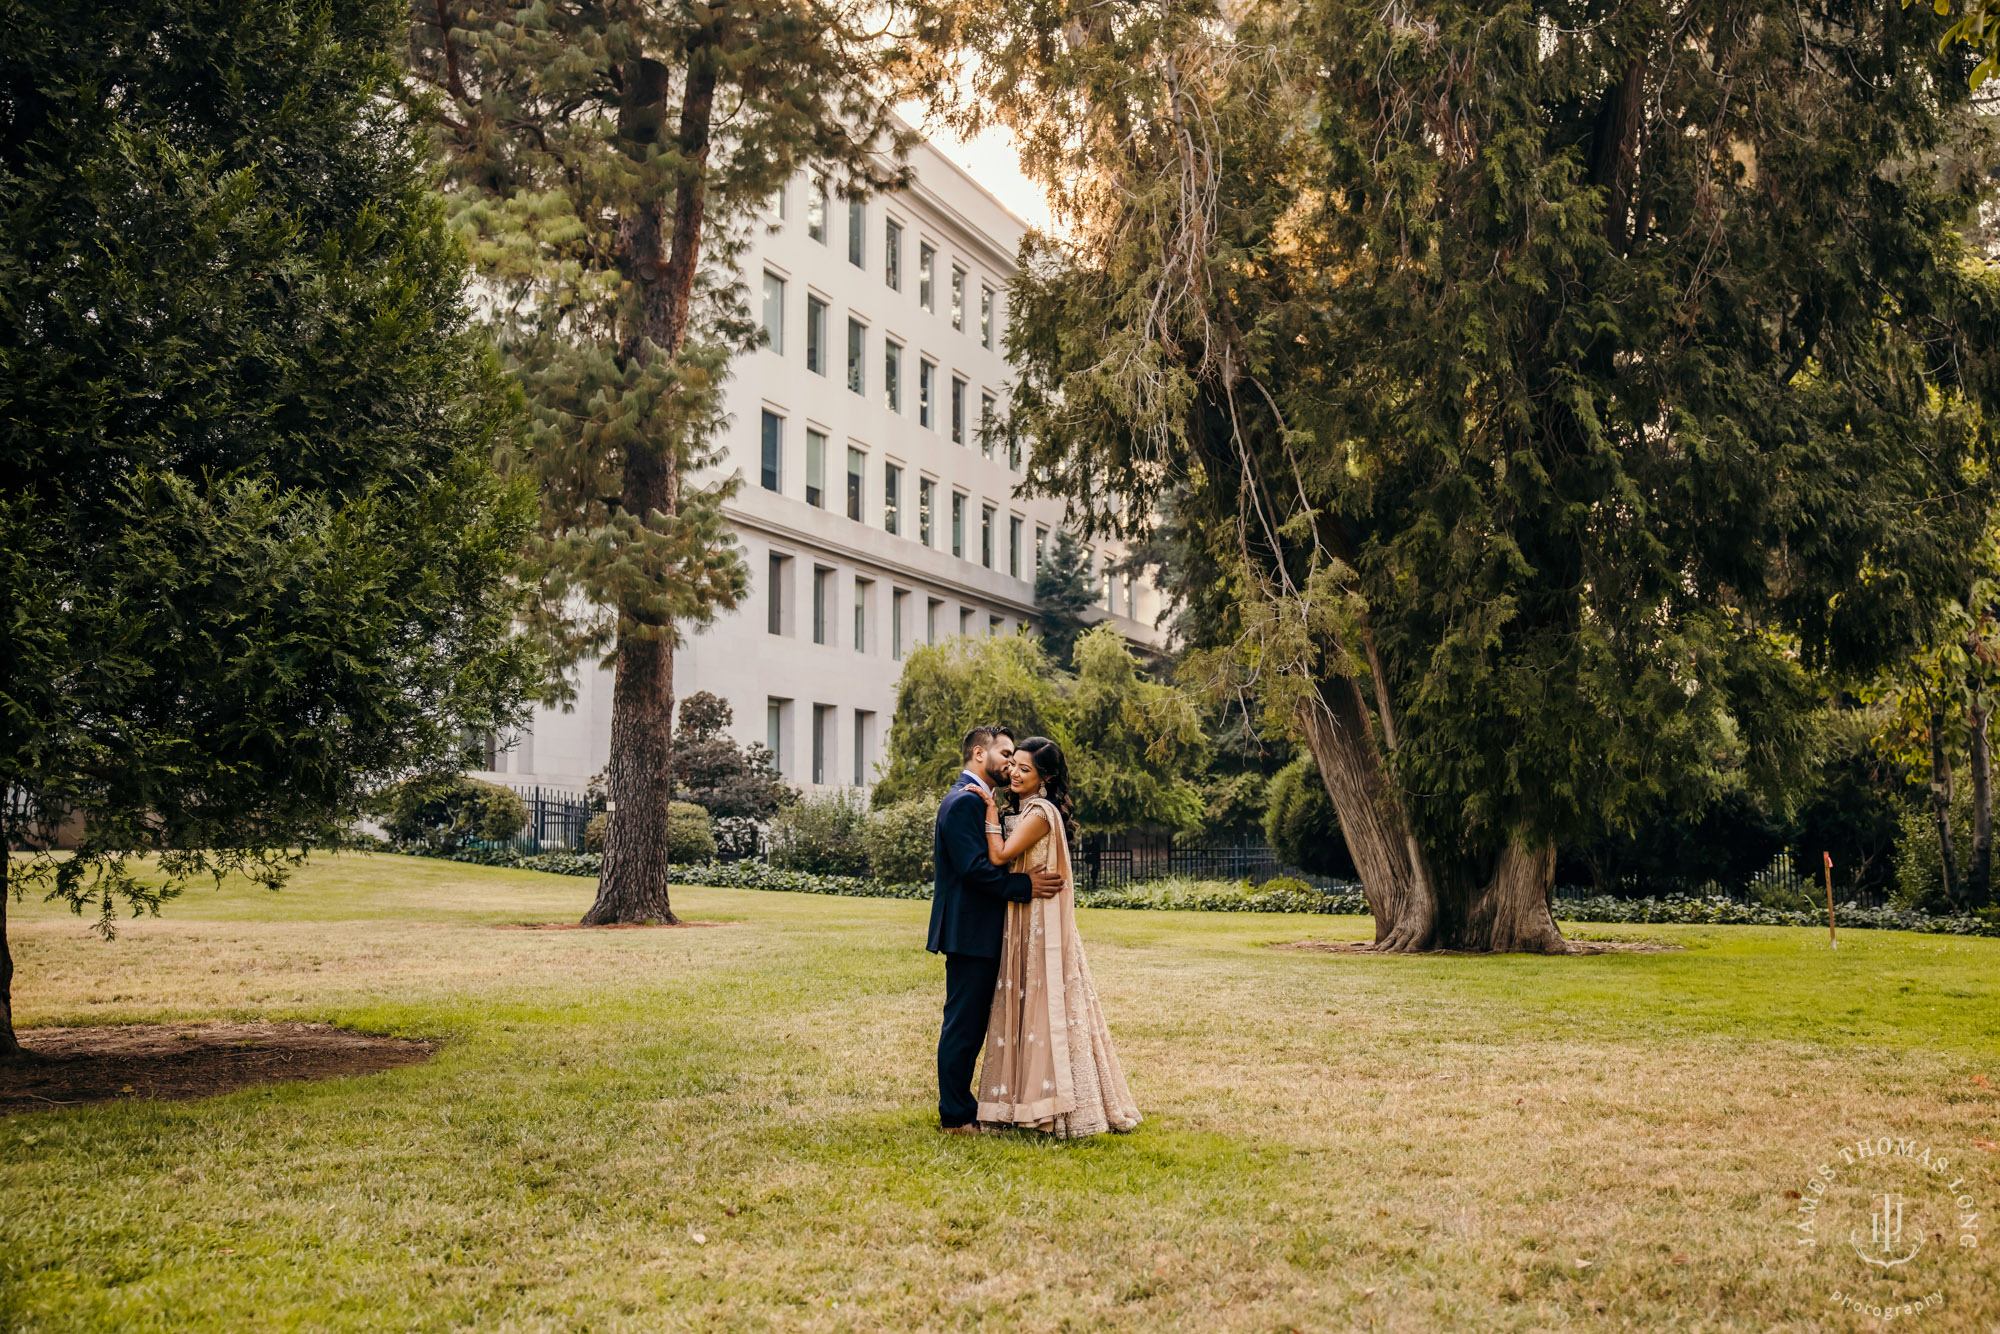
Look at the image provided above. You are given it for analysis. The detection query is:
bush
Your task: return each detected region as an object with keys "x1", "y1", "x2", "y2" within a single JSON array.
[
  {"x1": 668, "y1": 802, "x2": 718, "y2": 864},
  {"x1": 1264, "y1": 758, "x2": 1356, "y2": 878},
  {"x1": 581, "y1": 802, "x2": 718, "y2": 863},
  {"x1": 1077, "y1": 876, "x2": 1367, "y2": 914},
  {"x1": 1892, "y1": 787, "x2": 1973, "y2": 914},
  {"x1": 863, "y1": 798, "x2": 935, "y2": 884},
  {"x1": 380, "y1": 776, "x2": 526, "y2": 851},
  {"x1": 768, "y1": 788, "x2": 871, "y2": 876}
]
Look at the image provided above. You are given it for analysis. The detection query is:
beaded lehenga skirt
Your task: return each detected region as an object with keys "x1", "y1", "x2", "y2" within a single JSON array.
[{"x1": 975, "y1": 797, "x2": 1141, "y2": 1137}]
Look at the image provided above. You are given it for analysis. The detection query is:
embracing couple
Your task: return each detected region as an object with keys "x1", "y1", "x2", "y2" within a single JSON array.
[{"x1": 927, "y1": 724, "x2": 1142, "y2": 1138}]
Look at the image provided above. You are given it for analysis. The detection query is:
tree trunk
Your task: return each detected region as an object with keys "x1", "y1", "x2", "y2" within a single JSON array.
[
  {"x1": 1299, "y1": 677, "x2": 1571, "y2": 953},
  {"x1": 1, "y1": 841, "x2": 17, "y2": 1056},
  {"x1": 1930, "y1": 706, "x2": 1961, "y2": 908},
  {"x1": 1969, "y1": 698, "x2": 1991, "y2": 908},
  {"x1": 583, "y1": 46, "x2": 718, "y2": 927},
  {"x1": 1298, "y1": 679, "x2": 1435, "y2": 950}
]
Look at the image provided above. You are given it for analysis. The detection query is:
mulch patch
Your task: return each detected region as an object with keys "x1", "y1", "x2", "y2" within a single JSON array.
[
  {"x1": 0, "y1": 1022, "x2": 433, "y2": 1114},
  {"x1": 492, "y1": 920, "x2": 729, "y2": 931},
  {"x1": 1273, "y1": 937, "x2": 1684, "y2": 956}
]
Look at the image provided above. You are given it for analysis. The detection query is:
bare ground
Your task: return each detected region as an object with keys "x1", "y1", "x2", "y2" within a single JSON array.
[{"x1": 0, "y1": 1021, "x2": 432, "y2": 1112}]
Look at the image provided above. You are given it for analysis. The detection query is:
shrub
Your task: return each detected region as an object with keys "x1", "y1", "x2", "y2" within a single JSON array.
[
  {"x1": 1259, "y1": 875, "x2": 1311, "y2": 896},
  {"x1": 380, "y1": 776, "x2": 526, "y2": 851},
  {"x1": 668, "y1": 802, "x2": 717, "y2": 864},
  {"x1": 863, "y1": 798, "x2": 935, "y2": 884},
  {"x1": 768, "y1": 788, "x2": 871, "y2": 876},
  {"x1": 1892, "y1": 787, "x2": 1973, "y2": 914},
  {"x1": 582, "y1": 802, "x2": 718, "y2": 863},
  {"x1": 1263, "y1": 758, "x2": 1355, "y2": 878}
]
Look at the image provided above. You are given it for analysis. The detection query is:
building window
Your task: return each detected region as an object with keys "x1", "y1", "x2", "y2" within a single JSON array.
[
  {"x1": 805, "y1": 429, "x2": 826, "y2": 508},
  {"x1": 812, "y1": 704, "x2": 831, "y2": 784},
  {"x1": 951, "y1": 266, "x2": 965, "y2": 330},
  {"x1": 854, "y1": 578, "x2": 870, "y2": 652},
  {"x1": 846, "y1": 446, "x2": 864, "y2": 521},
  {"x1": 812, "y1": 567, "x2": 831, "y2": 645},
  {"x1": 989, "y1": 614, "x2": 1003, "y2": 637},
  {"x1": 951, "y1": 492, "x2": 966, "y2": 558},
  {"x1": 846, "y1": 318, "x2": 864, "y2": 395},
  {"x1": 759, "y1": 410, "x2": 781, "y2": 492},
  {"x1": 1125, "y1": 573, "x2": 1137, "y2": 619},
  {"x1": 1035, "y1": 525, "x2": 1048, "y2": 571},
  {"x1": 761, "y1": 272, "x2": 785, "y2": 354},
  {"x1": 767, "y1": 553, "x2": 788, "y2": 635},
  {"x1": 919, "y1": 243, "x2": 935, "y2": 311},
  {"x1": 959, "y1": 607, "x2": 973, "y2": 636},
  {"x1": 1009, "y1": 432, "x2": 1021, "y2": 472},
  {"x1": 884, "y1": 219, "x2": 902, "y2": 290},
  {"x1": 1103, "y1": 567, "x2": 1114, "y2": 608},
  {"x1": 927, "y1": 597, "x2": 941, "y2": 644},
  {"x1": 981, "y1": 285, "x2": 995, "y2": 348},
  {"x1": 806, "y1": 296, "x2": 827, "y2": 375},
  {"x1": 981, "y1": 504, "x2": 995, "y2": 568},
  {"x1": 1009, "y1": 516, "x2": 1023, "y2": 578},
  {"x1": 767, "y1": 698, "x2": 789, "y2": 775},
  {"x1": 847, "y1": 196, "x2": 865, "y2": 268},
  {"x1": 892, "y1": 590, "x2": 906, "y2": 660},
  {"x1": 884, "y1": 340, "x2": 902, "y2": 412},
  {"x1": 951, "y1": 377, "x2": 966, "y2": 445},
  {"x1": 807, "y1": 178, "x2": 827, "y2": 244},
  {"x1": 918, "y1": 477, "x2": 935, "y2": 546},
  {"x1": 918, "y1": 359, "x2": 936, "y2": 429},
  {"x1": 979, "y1": 392, "x2": 996, "y2": 458},
  {"x1": 853, "y1": 710, "x2": 874, "y2": 785},
  {"x1": 883, "y1": 463, "x2": 902, "y2": 535},
  {"x1": 769, "y1": 182, "x2": 787, "y2": 220}
]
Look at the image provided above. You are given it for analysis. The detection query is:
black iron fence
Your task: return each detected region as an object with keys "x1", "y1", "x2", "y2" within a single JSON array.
[
  {"x1": 1551, "y1": 850, "x2": 1890, "y2": 909},
  {"x1": 499, "y1": 785, "x2": 593, "y2": 854},
  {"x1": 1075, "y1": 841, "x2": 1340, "y2": 892}
]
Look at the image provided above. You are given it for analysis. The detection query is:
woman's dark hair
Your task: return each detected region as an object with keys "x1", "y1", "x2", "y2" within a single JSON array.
[{"x1": 1013, "y1": 736, "x2": 1077, "y2": 848}]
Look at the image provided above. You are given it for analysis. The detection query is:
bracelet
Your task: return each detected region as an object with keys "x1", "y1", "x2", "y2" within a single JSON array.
[{"x1": 985, "y1": 823, "x2": 1002, "y2": 833}]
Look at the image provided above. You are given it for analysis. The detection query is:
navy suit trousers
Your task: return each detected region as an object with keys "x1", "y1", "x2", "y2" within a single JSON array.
[{"x1": 938, "y1": 951, "x2": 1003, "y2": 1127}]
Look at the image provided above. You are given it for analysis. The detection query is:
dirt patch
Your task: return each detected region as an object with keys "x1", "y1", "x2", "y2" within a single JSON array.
[
  {"x1": 492, "y1": 920, "x2": 729, "y2": 931},
  {"x1": 1272, "y1": 937, "x2": 1684, "y2": 956},
  {"x1": 0, "y1": 1022, "x2": 433, "y2": 1113}
]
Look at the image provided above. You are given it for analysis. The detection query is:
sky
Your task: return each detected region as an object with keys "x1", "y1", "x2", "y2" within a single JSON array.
[{"x1": 896, "y1": 104, "x2": 1057, "y2": 236}]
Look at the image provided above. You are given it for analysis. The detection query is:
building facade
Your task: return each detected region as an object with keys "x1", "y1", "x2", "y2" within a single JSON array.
[{"x1": 483, "y1": 139, "x2": 1162, "y2": 794}]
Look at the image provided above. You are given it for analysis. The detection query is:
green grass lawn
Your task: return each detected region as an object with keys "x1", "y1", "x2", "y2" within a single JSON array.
[{"x1": 3, "y1": 853, "x2": 1997, "y2": 1331}]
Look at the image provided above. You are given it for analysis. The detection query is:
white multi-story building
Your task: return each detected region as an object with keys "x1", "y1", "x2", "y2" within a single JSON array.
[{"x1": 486, "y1": 137, "x2": 1163, "y2": 794}]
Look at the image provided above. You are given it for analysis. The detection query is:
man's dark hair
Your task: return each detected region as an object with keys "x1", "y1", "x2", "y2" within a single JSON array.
[{"x1": 960, "y1": 724, "x2": 1013, "y2": 762}]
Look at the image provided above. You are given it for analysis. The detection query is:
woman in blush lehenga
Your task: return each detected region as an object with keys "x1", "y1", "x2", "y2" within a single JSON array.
[{"x1": 973, "y1": 736, "x2": 1140, "y2": 1137}]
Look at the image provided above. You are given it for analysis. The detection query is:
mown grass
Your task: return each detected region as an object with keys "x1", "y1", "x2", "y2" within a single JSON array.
[{"x1": 2, "y1": 852, "x2": 1997, "y2": 1331}]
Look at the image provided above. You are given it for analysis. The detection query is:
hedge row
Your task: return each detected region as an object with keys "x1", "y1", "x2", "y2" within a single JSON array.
[{"x1": 403, "y1": 846, "x2": 2000, "y2": 937}]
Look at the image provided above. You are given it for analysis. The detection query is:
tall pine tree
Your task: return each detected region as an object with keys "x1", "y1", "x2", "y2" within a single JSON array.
[
  {"x1": 409, "y1": 1, "x2": 917, "y2": 923},
  {"x1": 924, "y1": 0, "x2": 2000, "y2": 950}
]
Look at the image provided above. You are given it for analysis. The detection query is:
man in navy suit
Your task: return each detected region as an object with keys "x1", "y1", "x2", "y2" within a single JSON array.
[{"x1": 929, "y1": 723, "x2": 1063, "y2": 1133}]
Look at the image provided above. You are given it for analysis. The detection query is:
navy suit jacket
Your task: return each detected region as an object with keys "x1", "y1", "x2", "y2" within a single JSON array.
[{"x1": 926, "y1": 772, "x2": 1033, "y2": 957}]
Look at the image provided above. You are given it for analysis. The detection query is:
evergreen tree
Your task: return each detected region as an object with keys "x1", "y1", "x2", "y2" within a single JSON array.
[
  {"x1": 0, "y1": 0, "x2": 538, "y2": 1051},
  {"x1": 671, "y1": 691, "x2": 790, "y2": 819},
  {"x1": 1033, "y1": 529, "x2": 1096, "y2": 670},
  {"x1": 926, "y1": 0, "x2": 2000, "y2": 950},
  {"x1": 408, "y1": 0, "x2": 917, "y2": 923}
]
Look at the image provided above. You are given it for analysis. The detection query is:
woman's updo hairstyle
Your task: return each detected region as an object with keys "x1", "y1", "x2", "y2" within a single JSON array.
[{"x1": 1013, "y1": 736, "x2": 1077, "y2": 847}]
